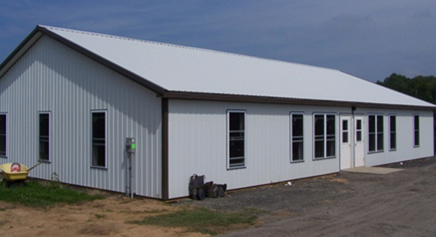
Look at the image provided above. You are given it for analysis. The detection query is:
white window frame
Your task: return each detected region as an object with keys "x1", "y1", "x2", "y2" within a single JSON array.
[
  {"x1": 389, "y1": 114, "x2": 396, "y2": 151},
  {"x1": 227, "y1": 110, "x2": 246, "y2": 169},
  {"x1": 313, "y1": 113, "x2": 336, "y2": 159},
  {"x1": 0, "y1": 113, "x2": 6, "y2": 158},
  {"x1": 290, "y1": 112, "x2": 304, "y2": 163},
  {"x1": 368, "y1": 114, "x2": 384, "y2": 153},
  {"x1": 414, "y1": 114, "x2": 420, "y2": 147},
  {"x1": 91, "y1": 110, "x2": 107, "y2": 168},
  {"x1": 39, "y1": 111, "x2": 51, "y2": 161}
]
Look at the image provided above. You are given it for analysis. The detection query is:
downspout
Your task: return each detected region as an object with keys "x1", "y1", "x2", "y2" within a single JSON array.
[
  {"x1": 351, "y1": 107, "x2": 356, "y2": 168},
  {"x1": 433, "y1": 111, "x2": 435, "y2": 157},
  {"x1": 161, "y1": 98, "x2": 169, "y2": 200},
  {"x1": 128, "y1": 152, "x2": 134, "y2": 199}
]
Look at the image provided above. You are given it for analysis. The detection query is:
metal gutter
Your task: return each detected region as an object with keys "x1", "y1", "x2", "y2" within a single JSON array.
[
  {"x1": 161, "y1": 98, "x2": 169, "y2": 200},
  {"x1": 163, "y1": 91, "x2": 436, "y2": 110}
]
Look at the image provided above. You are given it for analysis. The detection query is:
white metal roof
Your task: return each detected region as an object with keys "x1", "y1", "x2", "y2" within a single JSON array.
[{"x1": 9, "y1": 25, "x2": 436, "y2": 108}]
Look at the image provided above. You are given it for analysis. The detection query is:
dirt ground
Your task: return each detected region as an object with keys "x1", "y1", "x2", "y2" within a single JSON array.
[
  {"x1": 1, "y1": 157, "x2": 436, "y2": 237},
  {"x1": 0, "y1": 194, "x2": 210, "y2": 237},
  {"x1": 216, "y1": 157, "x2": 436, "y2": 236}
]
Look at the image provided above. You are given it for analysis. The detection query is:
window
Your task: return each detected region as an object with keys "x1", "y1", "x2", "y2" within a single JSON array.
[
  {"x1": 356, "y1": 119, "x2": 362, "y2": 142},
  {"x1": 39, "y1": 113, "x2": 50, "y2": 161},
  {"x1": 389, "y1": 115, "x2": 396, "y2": 150},
  {"x1": 342, "y1": 119, "x2": 349, "y2": 143},
  {"x1": 228, "y1": 111, "x2": 245, "y2": 169},
  {"x1": 0, "y1": 114, "x2": 5, "y2": 157},
  {"x1": 368, "y1": 115, "x2": 383, "y2": 152},
  {"x1": 314, "y1": 114, "x2": 335, "y2": 159},
  {"x1": 92, "y1": 112, "x2": 106, "y2": 167},
  {"x1": 291, "y1": 113, "x2": 304, "y2": 162},
  {"x1": 414, "y1": 115, "x2": 420, "y2": 147}
]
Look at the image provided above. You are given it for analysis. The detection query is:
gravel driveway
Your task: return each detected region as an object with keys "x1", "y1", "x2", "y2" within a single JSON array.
[{"x1": 177, "y1": 157, "x2": 436, "y2": 236}]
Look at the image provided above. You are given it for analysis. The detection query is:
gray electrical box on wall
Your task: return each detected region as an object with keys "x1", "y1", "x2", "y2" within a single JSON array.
[{"x1": 126, "y1": 137, "x2": 136, "y2": 154}]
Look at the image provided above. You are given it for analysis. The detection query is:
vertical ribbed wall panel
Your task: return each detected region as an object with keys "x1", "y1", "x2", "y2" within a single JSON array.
[
  {"x1": 0, "y1": 36, "x2": 162, "y2": 198},
  {"x1": 168, "y1": 100, "x2": 434, "y2": 199}
]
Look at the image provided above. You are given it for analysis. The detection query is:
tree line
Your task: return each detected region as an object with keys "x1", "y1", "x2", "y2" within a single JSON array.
[
  {"x1": 376, "y1": 73, "x2": 436, "y2": 105},
  {"x1": 378, "y1": 73, "x2": 436, "y2": 148}
]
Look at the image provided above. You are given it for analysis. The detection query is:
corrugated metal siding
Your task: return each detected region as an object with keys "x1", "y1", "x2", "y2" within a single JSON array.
[
  {"x1": 168, "y1": 100, "x2": 348, "y2": 199},
  {"x1": 356, "y1": 108, "x2": 434, "y2": 166},
  {"x1": 168, "y1": 100, "x2": 435, "y2": 199},
  {"x1": 0, "y1": 36, "x2": 162, "y2": 198}
]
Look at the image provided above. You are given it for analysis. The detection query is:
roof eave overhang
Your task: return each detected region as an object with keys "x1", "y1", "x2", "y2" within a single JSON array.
[
  {"x1": 0, "y1": 28, "x2": 43, "y2": 77},
  {"x1": 0, "y1": 25, "x2": 167, "y2": 96},
  {"x1": 163, "y1": 91, "x2": 436, "y2": 110}
]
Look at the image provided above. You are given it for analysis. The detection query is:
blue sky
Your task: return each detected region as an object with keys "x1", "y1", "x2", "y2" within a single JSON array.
[{"x1": 1, "y1": 0, "x2": 435, "y2": 82}]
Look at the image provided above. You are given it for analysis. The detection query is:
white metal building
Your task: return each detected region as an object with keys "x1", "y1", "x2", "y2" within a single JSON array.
[{"x1": 0, "y1": 25, "x2": 434, "y2": 200}]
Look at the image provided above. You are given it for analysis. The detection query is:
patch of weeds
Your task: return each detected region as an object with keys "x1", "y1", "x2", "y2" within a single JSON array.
[
  {"x1": 51, "y1": 172, "x2": 60, "y2": 182},
  {"x1": 120, "y1": 209, "x2": 168, "y2": 214},
  {"x1": 94, "y1": 214, "x2": 106, "y2": 219},
  {"x1": 129, "y1": 207, "x2": 259, "y2": 235},
  {"x1": 146, "y1": 208, "x2": 168, "y2": 213},
  {"x1": 139, "y1": 208, "x2": 169, "y2": 214},
  {"x1": 0, "y1": 181, "x2": 105, "y2": 207},
  {"x1": 0, "y1": 207, "x2": 6, "y2": 211}
]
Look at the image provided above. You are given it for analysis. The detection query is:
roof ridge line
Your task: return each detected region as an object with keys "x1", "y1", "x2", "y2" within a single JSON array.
[{"x1": 40, "y1": 25, "x2": 337, "y2": 73}]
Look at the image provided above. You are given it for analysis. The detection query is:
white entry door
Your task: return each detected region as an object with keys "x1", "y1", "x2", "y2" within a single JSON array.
[
  {"x1": 354, "y1": 116, "x2": 365, "y2": 167},
  {"x1": 340, "y1": 115, "x2": 352, "y2": 169}
]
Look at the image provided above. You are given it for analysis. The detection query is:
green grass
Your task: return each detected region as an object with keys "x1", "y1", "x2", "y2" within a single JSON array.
[
  {"x1": 0, "y1": 181, "x2": 104, "y2": 207},
  {"x1": 129, "y1": 207, "x2": 259, "y2": 235}
]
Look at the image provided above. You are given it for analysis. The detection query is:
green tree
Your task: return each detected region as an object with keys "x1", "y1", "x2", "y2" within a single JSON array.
[
  {"x1": 378, "y1": 73, "x2": 436, "y2": 151},
  {"x1": 377, "y1": 74, "x2": 436, "y2": 105}
]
